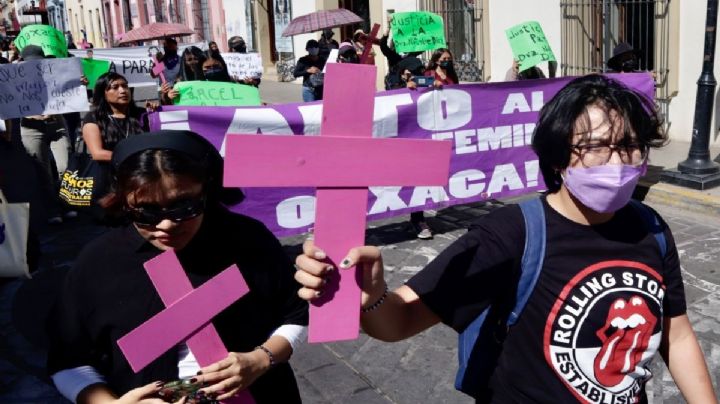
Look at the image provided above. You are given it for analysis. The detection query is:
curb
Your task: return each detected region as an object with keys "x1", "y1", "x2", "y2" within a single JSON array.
[{"x1": 638, "y1": 180, "x2": 720, "y2": 216}]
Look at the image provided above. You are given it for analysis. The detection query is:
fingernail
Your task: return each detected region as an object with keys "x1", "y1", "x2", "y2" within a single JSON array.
[
  {"x1": 340, "y1": 258, "x2": 352, "y2": 269},
  {"x1": 314, "y1": 250, "x2": 326, "y2": 260},
  {"x1": 322, "y1": 278, "x2": 328, "y2": 285},
  {"x1": 196, "y1": 370, "x2": 203, "y2": 375},
  {"x1": 325, "y1": 265, "x2": 334, "y2": 273},
  {"x1": 190, "y1": 378, "x2": 197, "y2": 383},
  {"x1": 315, "y1": 290, "x2": 323, "y2": 298},
  {"x1": 155, "y1": 381, "x2": 164, "y2": 387}
]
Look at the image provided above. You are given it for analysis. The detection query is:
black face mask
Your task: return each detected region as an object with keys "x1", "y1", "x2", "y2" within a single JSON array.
[
  {"x1": 619, "y1": 58, "x2": 638, "y2": 73},
  {"x1": 439, "y1": 60, "x2": 453, "y2": 70},
  {"x1": 164, "y1": 48, "x2": 177, "y2": 57},
  {"x1": 204, "y1": 67, "x2": 225, "y2": 81}
]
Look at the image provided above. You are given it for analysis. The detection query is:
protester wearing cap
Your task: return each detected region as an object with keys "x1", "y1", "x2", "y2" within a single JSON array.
[
  {"x1": 607, "y1": 42, "x2": 641, "y2": 73},
  {"x1": 293, "y1": 39, "x2": 326, "y2": 102},
  {"x1": 47, "y1": 130, "x2": 308, "y2": 403},
  {"x1": 228, "y1": 36, "x2": 248, "y2": 53},
  {"x1": 338, "y1": 42, "x2": 359, "y2": 64}
]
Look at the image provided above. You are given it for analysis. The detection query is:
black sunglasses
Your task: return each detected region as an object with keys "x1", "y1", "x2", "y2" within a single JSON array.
[{"x1": 125, "y1": 196, "x2": 206, "y2": 226}]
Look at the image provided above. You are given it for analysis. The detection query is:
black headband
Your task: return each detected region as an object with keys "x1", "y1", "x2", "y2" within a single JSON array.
[
  {"x1": 111, "y1": 130, "x2": 218, "y2": 170},
  {"x1": 111, "y1": 130, "x2": 244, "y2": 205}
]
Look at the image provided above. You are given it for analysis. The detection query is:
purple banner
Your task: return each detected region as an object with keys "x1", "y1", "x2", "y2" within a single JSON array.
[{"x1": 149, "y1": 73, "x2": 655, "y2": 237}]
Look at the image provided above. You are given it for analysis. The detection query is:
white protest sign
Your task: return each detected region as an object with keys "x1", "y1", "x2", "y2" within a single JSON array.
[
  {"x1": 323, "y1": 49, "x2": 339, "y2": 73},
  {"x1": 222, "y1": 53, "x2": 263, "y2": 79},
  {"x1": 0, "y1": 58, "x2": 89, "y2": 120},
  {"x1": 69, "y1": 42, "x2": 208, "y2": 86}
]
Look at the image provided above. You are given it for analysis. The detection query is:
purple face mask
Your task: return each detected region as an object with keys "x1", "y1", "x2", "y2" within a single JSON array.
[{"x1": 562, "y1": 162, "x2": 647, "y2": 213}]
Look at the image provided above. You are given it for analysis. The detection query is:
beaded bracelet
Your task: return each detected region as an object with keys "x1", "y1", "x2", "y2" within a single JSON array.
[
  {"x1": 361, "y1": 284, "x2": 389, "y2": 313},
  {"x1": 255, "y1": 345, "x2": 276, "y2": 368}
]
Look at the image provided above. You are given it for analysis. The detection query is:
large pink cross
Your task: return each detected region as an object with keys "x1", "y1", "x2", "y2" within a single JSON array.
[
  {"x1": 117, "y1": 251, "x2": 255, "y2": 403},
  {"x1": 359, "y1": 23, "x2": 380, "y2": 64},
  {"x1": 223, "y1": 63, "x2": 451, "y2": 343}
]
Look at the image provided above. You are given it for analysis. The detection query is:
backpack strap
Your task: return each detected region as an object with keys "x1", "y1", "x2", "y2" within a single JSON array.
[
  {"x1": 628, "y1": 199, "x2": 667, "y2": 258},
  {"x1": 508, "y1": 197, "x2": 546, "y2": 326}
]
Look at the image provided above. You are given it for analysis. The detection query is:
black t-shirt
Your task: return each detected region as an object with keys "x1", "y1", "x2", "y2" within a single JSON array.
[
  {"x1": 407, "y1": 197, "x2": 686, "y2": 403},
  {"x1": 82, "y1": 109, "x2": 144, "y2": 151},
  {"x1": 47, "y1": 206, "x2": 308, "y2": 403},
  {"x1": 293, "y1": 55, "x2": 325, "y2": 87}
]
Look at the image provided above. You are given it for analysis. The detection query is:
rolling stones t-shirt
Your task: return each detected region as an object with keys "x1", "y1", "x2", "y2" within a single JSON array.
[{"x1": 407, "y1": 197, "x2": 686, "y2": 403}]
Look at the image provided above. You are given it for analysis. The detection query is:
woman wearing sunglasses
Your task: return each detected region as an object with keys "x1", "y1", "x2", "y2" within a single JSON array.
[
  {"x1": 47, "y1": 130, "x2": 308, "y2": 403},
  {"x1": 293, "y1": 75, "x2": 716, "y2": 402}
]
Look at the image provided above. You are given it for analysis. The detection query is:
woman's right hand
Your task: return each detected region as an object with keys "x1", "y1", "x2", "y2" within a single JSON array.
[
  {"x1": 295, "y1": 240, "x2": 387, "y2": 309},
  {"x1": 160, "y1": 82, "x2": 172, "y2": 94}
]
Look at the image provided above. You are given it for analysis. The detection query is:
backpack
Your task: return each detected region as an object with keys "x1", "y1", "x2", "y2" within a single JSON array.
[{"x1": 454, "y1": 198, "x2": 667, "y2": 400}]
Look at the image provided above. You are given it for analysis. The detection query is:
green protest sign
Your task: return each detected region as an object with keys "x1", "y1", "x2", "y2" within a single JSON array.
[
  {"x1": 15, "y1": 24, "x2": 68, "y2": 58},
  {"x1": 505, "y1": 21, "x2": 556, "y2": 72},
  {"x1": 174, "y1": 81, "x2": 262, "y2": 107},
  {"x1": 390, "y1": 12, "x2": 446, "y2": 53},
  {"x1": 82, "y1": 58, "x2": 111, "y2": 90}
]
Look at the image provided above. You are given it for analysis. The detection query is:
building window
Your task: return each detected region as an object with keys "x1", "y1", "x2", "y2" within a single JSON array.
[
  {"x1": 560, "y1": 0, "x2": 673, "y2": 126},
  {"x1": 421, "y1": 0, "x2": 485, "y2": 82}
]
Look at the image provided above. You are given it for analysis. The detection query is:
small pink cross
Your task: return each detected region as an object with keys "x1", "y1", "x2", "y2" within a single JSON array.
[
  {"x1": 117, "y1": 251, "x2": 255, "y2": 403},
  {"x1": 223, "y1": 63, "x2": 452, "y2": 343},
  {"x1": 359, "y1": 23, "x2": 380, "y2": 64},
  {"x1": 152, "y1": 55, "x2": 167, "y2": 84}
]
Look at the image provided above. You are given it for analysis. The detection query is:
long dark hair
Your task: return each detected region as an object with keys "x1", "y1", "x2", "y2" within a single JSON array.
[
  {"x1": 202, "y1": 50, "x2": 232, "y2": 82},
  {"x1": 427, "y1": 48, "x2": 459, "y2": 83},
  {"x1": 91, "y1": 72, "x2": 144, "y2": 145},
  {"x1": 531, "y1": 74, "x2": 666, "y2": 192},
  {"x1": 179, "y1": 46, "x2": 206, "y2": 81}
]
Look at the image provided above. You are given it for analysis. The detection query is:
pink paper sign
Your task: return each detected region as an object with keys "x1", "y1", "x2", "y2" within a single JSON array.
[
  {"x1": 223, "y1": 63, "x2": 452, "y2": 343},
  {"x1": 118, "y1": 251, "x2": 254, "y2": 403}
]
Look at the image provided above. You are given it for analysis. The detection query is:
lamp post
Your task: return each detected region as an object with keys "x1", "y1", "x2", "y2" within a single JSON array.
[{"x1": 660, "y1": 0, "x2": 720, "y2": 189}]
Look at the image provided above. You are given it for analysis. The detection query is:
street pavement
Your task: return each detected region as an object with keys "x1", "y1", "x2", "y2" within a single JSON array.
[{"x1": 1, "y1": 80, "x2": 719, "y2": 403}]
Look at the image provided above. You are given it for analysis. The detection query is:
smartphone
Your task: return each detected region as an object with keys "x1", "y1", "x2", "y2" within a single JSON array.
[
  {"x1": 413, "y1": 76, "x2": 433, "y2": 87},
  {"x1": 158, "y1": 378, "x2": 217, "y2": 403}
]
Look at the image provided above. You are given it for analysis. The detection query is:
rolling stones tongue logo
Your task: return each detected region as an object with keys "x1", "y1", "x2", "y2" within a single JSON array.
[
  {"x1": 544, "y1": 261, "x2": 665, "y2": 403},
  {"x1": 594, "y1": 296, "x2": 657, "y2": 387}
]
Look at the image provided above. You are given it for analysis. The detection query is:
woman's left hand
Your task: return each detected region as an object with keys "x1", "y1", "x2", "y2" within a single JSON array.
[
  {"x1": 433, "y1": 80, "x2": 444, "y2": 89},
  {"x1": 80, "y1": 75, "x2": 89, "y2": 86},
  {"x1": 197, "y1": 350, "x2": 269, "y2": 400},
  {"x1": 145, "y1": 101, "x2": 160, "y2": 112}
]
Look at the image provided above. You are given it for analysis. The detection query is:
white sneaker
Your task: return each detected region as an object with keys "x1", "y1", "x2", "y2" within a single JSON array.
[
  {"x1": 64, "y1": 210, "x2": 79, "y2": 219},
  {"x1": 416, "y1": 223, "x2": 433, "y2": 240}
]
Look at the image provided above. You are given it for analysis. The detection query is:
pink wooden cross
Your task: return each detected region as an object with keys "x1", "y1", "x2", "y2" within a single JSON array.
[
  {"x1": 117, "y1": 251, "x2": 255, "y2": 403},
  {"x1": 222, "y1": 63, "x2": 452, "y2": 343},
  {"x1": 152, "y1": 55, "x2": 167, "y2": 84},
  {"x1": 359, "y1": 23, "x2": 380, "y2": 64}
]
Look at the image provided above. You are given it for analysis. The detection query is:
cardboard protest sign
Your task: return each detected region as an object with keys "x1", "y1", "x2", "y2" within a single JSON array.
[
  {"x1": 82, "y1": 58, "x2": 111, "y2": 90},
  {"x1": 505, "y1": 21, "x2": 556, "y2": 72},
  {"x1": 15, "y1": 24, "x2": 68, "y2": 58},
  {"x1": 174, "y1": 81, "x2": 261, "y2": 107},
  {"x1": 69, "y1": 42, "x2": 207, "y2": 86},
  {"x1": 0, "y1": 58, "x2": 89, "y2": 120},
  {"x1": 222, "y1": 53, "x2": 263, "y2": 80},
  {"x1": 391, "y1": 12, "x2": 446, "y2": 53}
]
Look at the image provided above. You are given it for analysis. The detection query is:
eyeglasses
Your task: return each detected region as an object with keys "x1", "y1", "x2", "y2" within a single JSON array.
[
  {"x1": 571, "y1": 142, "x2": 648, "y2": 167},
  {"x1": 125, "y1": 196, "x2": 206, "y2": 226}
]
